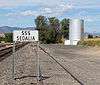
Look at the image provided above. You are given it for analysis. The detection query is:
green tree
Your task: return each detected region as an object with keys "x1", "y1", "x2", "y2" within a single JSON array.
[
  {"x1": 0, "y1": 37, "x2": 5, "y2": 42},
  {"x1": 48, "y1": 17, "x2": 60, "y2": 32},
  {"x1": 45, "y1": 28, "x2": 56, "y2": 44},
  {"x1": 5, "y1": 33, "x2": 13, "y2": 43},
  {"x1": 35, "y1": 15, "x2": 48, "y2": 43},
  {"x1": 48, "y1": 17, "x2": 61, "y2": 43},
  {"x1": 35, "y1": 16, "x2": 69, "y2": 44},
  {"x1": 61, "y1": 18, "x2": 70, "y2": 39}
]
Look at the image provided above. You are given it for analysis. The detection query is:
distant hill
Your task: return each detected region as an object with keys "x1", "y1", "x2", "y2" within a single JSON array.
[
  {"x1": 85, "y1": 32, "x2": 100, "y2": 36},
  {"x1": 0, "y1": 26, "x2": 35, "y2": 33},
  {"x1": 93, "y1": 33, "x2": 100, "y2": 36}
]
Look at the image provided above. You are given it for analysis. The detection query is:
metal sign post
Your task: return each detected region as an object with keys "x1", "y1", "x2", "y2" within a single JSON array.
[
  {"x1": 13, "y1": 30, "x2": 39, "y2": 85},
  {"x1": 36, "y1": 41, "x2": 44, "y2": 85},
  {"x1": 36, "y1": 41, "x2": 40, "y2": 85},
  {"x1": 12, "y1": 41, "x2": 15, "y2": 85}
]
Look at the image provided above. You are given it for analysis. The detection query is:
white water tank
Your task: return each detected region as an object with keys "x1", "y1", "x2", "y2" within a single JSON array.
[{"x1": 69, "y1": 19, "x2": 84, "y2": 45}]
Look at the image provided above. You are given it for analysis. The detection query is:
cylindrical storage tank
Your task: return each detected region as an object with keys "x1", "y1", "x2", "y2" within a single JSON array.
[{"x1": 69, "y1": 19, "x2": 84, "y2": 45}]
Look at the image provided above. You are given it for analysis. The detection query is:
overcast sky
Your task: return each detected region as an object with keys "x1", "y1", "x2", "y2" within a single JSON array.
[{"x1": 0, "y1": 0, "x2": 100, "y2": 33}]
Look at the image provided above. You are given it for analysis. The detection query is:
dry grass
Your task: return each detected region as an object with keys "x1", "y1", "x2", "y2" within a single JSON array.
[
  {"x1": 84, "y1": 38, "x2": 100, "y2": 41},
  {"x1": 78, "y1": 38, "x2": 100, "y2": 46}
]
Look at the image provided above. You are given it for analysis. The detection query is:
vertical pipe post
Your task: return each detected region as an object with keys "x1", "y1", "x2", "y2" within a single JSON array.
[
  {"x1": 36, "y1": 41, "x2": 40, "y2": 85},
  {"x1": 12, "y1": 41, "x2": 15, "y2": 85}
]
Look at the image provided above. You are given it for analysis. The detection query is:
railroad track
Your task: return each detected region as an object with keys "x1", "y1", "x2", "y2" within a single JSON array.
[
  {"x1": 0, "y1": 43, "x2": 11, "y2": 48},
  {"x1": 15, "y1": 44, "x2": 83, "y2": 85},
  {"x1": 3, "y1": 43, "x2": 83, "y2": 85},
  {"x1": 0, "y1": 43, "x2": 28, "y2": 61},
  {"x1": 39, "y1": 45, "x2": 84, "y2": 85}
]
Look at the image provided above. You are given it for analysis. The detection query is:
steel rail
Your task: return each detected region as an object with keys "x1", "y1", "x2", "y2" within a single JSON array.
[
  {"x1": 0, "y1": 43, "x2": 28, "y2": 61},
  {"x1": 39, "y1": 45, "x2": 84, "y2": 85}
]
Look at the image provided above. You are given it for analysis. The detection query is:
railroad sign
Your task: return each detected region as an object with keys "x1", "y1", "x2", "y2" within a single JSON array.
[
  {"x1": 12, "y1": 30, "x2": 40, "y2": 84},
  {"x1": 13, "y1": 30, "x2": 38, "y2": 42}
]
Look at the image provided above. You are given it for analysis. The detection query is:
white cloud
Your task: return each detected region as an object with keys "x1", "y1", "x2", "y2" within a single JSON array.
[
  {"x1": 39, "y1": 3, "x2": 72, "y2": 17},
  {"x1": 6, "y1": 0, "x2": 72, "y2": 17},
  {"x1": 6, "y1": 10, "x2": 39, "y2": 17},
  {"x1": 0, "y1": 0, "x2": 30, "y2": 8},
  {"x1": 20, "y1": 10, "x2": 37, "y2": 16},
  {"x1": 2, "y1": 0, "x2": 100, "y2": 17},
  {"x1": 67, "y1": 0, "x2": 100, "y2": 9},
  {"x1": 0, "y1": 0, "x2": 70, "y2": 8},
  {"x1": 2, "y1": 0, "x2": 72, "y2": 17},
  {"x1": 42, "y1": 8, "x2": 52, "y2": 14},
  {"x1": 6, "y1": 13, "x2": 16, "y2": 16},
  {"x1": 0, "y1": 0, "x2": 99, "y2": 9},
  {"x1": 70, "y1": 10, "x2": 100, "y2": 22}
]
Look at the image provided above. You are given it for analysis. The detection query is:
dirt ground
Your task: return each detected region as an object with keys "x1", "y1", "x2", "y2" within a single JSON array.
[
  {"x1": 0, "y1": 44, "x2": 100, "y2": 85},
  {"x1": 41, "y1": 44, "x2": 100, "y2": 85}
]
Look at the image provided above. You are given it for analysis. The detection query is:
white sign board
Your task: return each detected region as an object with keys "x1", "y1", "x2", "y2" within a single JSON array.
[{"x1": 13, "y1": 30, "x2": 38, "y2": 42}]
